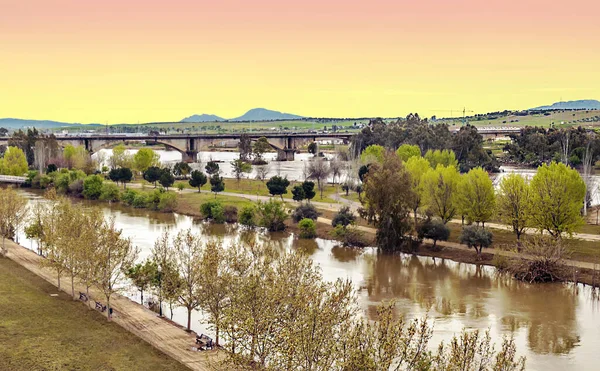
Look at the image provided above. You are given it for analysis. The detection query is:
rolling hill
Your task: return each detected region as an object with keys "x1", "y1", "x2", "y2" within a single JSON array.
[
  {"x1": 0, "y1": 118, "x2": 85, "y2": 129},
  {"x1": 180, "y1": 114, "x2": 225, "y2": 123},
  {"x1": 230, "y1": 108, "x2": 304, "y2": 121},
  {"x1": 530, "y1": 99, "x2": 600, "y2": 110}
]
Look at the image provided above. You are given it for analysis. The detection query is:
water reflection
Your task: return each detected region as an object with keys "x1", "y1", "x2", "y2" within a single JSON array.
[{"x1": 15, "y1": 190, "x2": 600, "y2": 370}]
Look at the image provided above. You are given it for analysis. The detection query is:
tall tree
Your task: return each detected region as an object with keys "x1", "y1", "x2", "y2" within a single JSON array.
[
  {"x1": 205, "y1": 160, "x2": 220, "y2": 176},
  {"x1": 252, "y1": 137, "x2": 271, "y2": 163},
  {"x1": 0, "y1": 146, "x2": 28, "y2": 176},
  {"x1": 396, "y1": 144, "x2": 421, "y2": 162},
  {"x1": 497, "y1": 174, "x2": 530, "y2": 242},
  {"x1": 210, "y1": 174, "x2": 225, "y2": 197},
  {"x1": 361, "y1": 153, "x2": 415, "y2": 251},
  {"x1": 199, "y1": 240, "x2": 230, "y2": 346},
  {"x1": 95, "y1": 218, "x2": 138, "y2": 320},
  {"x1": 231, "y1": 158, "x2": 252, "y2": 184},
  {"x1": 133, "y1": 148, "x2": 160, "y2": 173},
  {"x1": 404, "y1": 156, "x2": 431, "y2": 228},
  {"x1": 188, "y1": 170, "x2": 207, "y2": 192},
  {"x1": 421, "y1": 165, "x2": 461, "y2": 224},
  {"x1": 143, "y1": 166, "x2": 162, "y2": 187},
  {"x1": 456, "y1": 167, "x2": 496, "y2": 227},
  {"x1": 528, "y1": 162, "x2": 586, "y2": 238},
  {"x1": 173, "y1": 229, "x2": 204, "y2": 331},
  {"x1": 238, "y1": 134, "x2": 253, "y2": 162},
  {"x1": 308, "y1": 159, "x2": 330, "y2": 199},
  {"x1": 0, "y1": 187, "x2": 28, "y2": 255}
]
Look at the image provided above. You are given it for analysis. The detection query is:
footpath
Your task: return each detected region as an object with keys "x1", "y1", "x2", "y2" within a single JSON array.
[{"x1": 3, "y1": 239, "x2": 222, "y2": 371}]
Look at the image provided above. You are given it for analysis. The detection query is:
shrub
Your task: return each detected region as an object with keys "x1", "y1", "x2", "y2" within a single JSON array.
[
  {"x1": 292, "y1": 203, "x2": 320, "y2": 223},
  {"x1": 99, "y1": 182, "x2": 120, "y2": 202},
  {"x1": 67, "y1": 179, "x2": 84, "y2": 197},
  {"x1": 39, "y1": 175, "x2": 52, "y2": 189},
  {"x1": 211, "y1": 204, "x2": 225, "y2": 223},
  {"x1": 223, "y1": 206, "x2": 238, "y2": 223},
  {"x1": 121, "y1": 189, "x2": 139, "y2": 205},
  {"x1": 459, "y1": 225, "x2": 493, "y2": 259},
  {"x1": 158, "y1": 192, "x2": 178, "y2": 212},
  {"x1": 417, "y1": 219, "x2": 450, "y2": 250},
  {"x1": 146, "y1": 189, "x2": 163, "y2": 210},
  {"x1": 298, "y1": 218, "x2": 316, "y2": 238},
  {"x1": 176, "y1": 183, "x2": 185, "y2": 192},
  {"x1": 55, "y1": 172, "x2": 71, "y2": 193},
  {"x1": 257, "y1": 200, "x2": 287, "y2": 231},
  {"x1": 508, "y1": 236, "x2": 568, "y2": 283},
  {"x1": 331, "y1": 206, "x2": 355, "y2": 228},
  {"x1": 83, "y1": 174, "x2": 104, "y2": 200},
  {"x1": 132, "y1": 193, "x2": 149, "y2": 208},
  {"x1": 46, "y1": 164, "x2": 57, "y2": 173},
  {"x1": 200, "y1": 200, "x2": 221, "y2": 219},
  {"x1": 239, "y1": 205, "x2": 256, "y2": 227},
  {"x1": 330, "y1": 225, "x2": 367, "y2": 247}
]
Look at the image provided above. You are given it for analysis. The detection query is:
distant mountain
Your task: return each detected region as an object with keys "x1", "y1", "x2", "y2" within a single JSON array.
[
  {"x1": 231, "y1": 108, "x2": 304, "y2": 121},
  {"x1": 531, "y1": 99, "x2": 600, "y2": 110},
  {"x1": 180, "y1": 114, "x2": 225, "y2": 123},
  {"x1": 0, "y1": 118, "x2": 77, "y2": 129}
]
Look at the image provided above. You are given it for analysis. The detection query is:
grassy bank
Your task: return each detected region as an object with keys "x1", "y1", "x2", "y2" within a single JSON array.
[{"x1": 0, "y1": 256, "x2": 187, "y2": 371}]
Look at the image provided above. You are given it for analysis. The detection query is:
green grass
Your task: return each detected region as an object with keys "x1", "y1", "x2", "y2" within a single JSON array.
[
  {"x1": 176, "y1": 191, "x2": 254, "y2": 216},
  {"x1": 438, "y1": 109, "x2": 600, "y2": 128},
  {"x1": 0, "y1": 257, "x2": 187, "y2": 371}
]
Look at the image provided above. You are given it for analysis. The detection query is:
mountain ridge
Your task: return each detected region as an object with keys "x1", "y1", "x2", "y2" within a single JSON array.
[{"x1": 530, "y1": 99, "x2": 600, "y2": 110}]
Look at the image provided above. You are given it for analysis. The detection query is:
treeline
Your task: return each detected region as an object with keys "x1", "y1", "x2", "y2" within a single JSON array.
[
  {"x1": 359, "y1": 145, "x2": 587, "y2": 259},
  {"x1": 504, "y1": 126, "x2": 600, "y2": 167},
  {"x1": 350, "y1": 115, "x2": 499, "y2": 172}
]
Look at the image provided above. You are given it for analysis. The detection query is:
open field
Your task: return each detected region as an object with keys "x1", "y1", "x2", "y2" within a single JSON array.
[
  {"x1": 440, "y1": 109, "x2": 600, "y2": 128},
  {"x1": 0, "y1": 256, "x2": 188, "y2": 371}
]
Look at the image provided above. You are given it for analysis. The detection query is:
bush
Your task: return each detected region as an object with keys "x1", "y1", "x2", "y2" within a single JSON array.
[
  {"x1": 257, "y1": 200, "x2": 288, "y2": 231},
  {"x1": 121, "y1": 189, "x2": 139, "y2": 205},
  {"x1": 332, "y1": 206, "x2": 355, "y2": 228},
  {"x1": 55, "y1": 172, "x2": 71, "y2": 193},
  {"x1": 292, "y1": 203, "x2": 320, "y2": 223},
  {"x1": 99, "y1": 182, "x2": 120, "y2": 202},
  {"x1": 298, "y1": 218, "x2": 316, "y2": 239},
  {"x1": 330, "y1": 225, "x2": 367, "y2": 247},
  {"x1": 417, "y1": 219, "x2": 450, "y2": 250},
  {"x1": 200, "y1": 200, "x2": 222, "y2": 219},
  {"x1": 158, "y1": 192, "x2": 178, "y2": 212},
  {"x1": 39, "y1": 175, "x2": 52, "y2": 189},
  {"x1": 132, "y1": 193, "x2": 149, "y2": 208},
  {"x1": 239, "y1": 206, "x2": 256, "y2": 227},
  {"x1": 67, "y1": 179, "x2": 84, "y2": 197},
  {"x1": 211, "y1": 204, "x2": 225, "y2": 223},
  {"x1": 459, "y1": 225, "x2": 493, "y2": 259},
  {"x1": 83, "y1": 174, "x2": 104, "y2": 200},
  {"x1": 223, "y1": 206, "x2": 238, "y2": 223},
  {"x1": 146, "y1": 189, "x2": 163, "y2": 210}
]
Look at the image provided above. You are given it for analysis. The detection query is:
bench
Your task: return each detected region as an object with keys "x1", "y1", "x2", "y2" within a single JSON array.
[
  {"x1": 195, "y1": 334, "x2": 214, "y2": 350},
  {"x1": 79, "y1": 292, "x2": 88, "y2": 302},
  {"x1": 95, "y1": 301, "x2": 107, "y2": 312}
]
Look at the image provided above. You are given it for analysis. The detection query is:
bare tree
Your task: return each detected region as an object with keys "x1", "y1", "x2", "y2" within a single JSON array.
[
  {"x1": 254, "y1": 164, "x2": 270, "y2": 182},
  {"x1": 329, "y1": 158, "x2": 343, "y2": 186},
  {"x1": 173, "y1": 229, "x2": 204, "y2": 331},
  {"x1": 582, "y1": 136, "x2": 595, "y2": 216},
  {"x1": 308, "y1": 159, "x2": 331, "y2": 199},
  {"x1": 560, "y1": 130, "x2": 570, "y2": 165}
]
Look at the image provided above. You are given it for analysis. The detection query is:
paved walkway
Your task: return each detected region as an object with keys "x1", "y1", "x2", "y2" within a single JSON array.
[{"x1": 3, "y1": 240, "x2": 223, "y2": 371}]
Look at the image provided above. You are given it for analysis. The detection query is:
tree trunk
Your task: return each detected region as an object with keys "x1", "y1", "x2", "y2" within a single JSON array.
[
  {"x1": 86, "y1": 286, "x2": 92, "y2": 309},
  {"x1": 107, "y1": 295, "x2": 112, "y2": 321},
  {"x1": 57, "y1": 272, "x2": 61, "y2": 290},
  {"x1": 216, "y1": 323, "x2": 219, "y2": 346},
  {"x1": 140, "y1": 289, "x2": 144, "y2": 305},
  {"x1": 71, "y1": 275, "x2": 75, "y2": 298},
  {"x1": 187, "y1": 308, "x2": 192, "y2": 331},
  {"x1": 169, "y1": 303, "x2": 174, "y2": 320}
]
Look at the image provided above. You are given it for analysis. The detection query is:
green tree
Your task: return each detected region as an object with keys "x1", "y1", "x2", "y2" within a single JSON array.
[
  {"x1": 424, "y1": 149, "x2": 458, "y2": 168},
  {"x1": 133, "y1": 148, "x2": 160, "y2": 173},
  {"x1": 497, "y1": 174, "x2": 530, "y2": 242},
  {"x1": 331, "y1": 206, "x2": 355, "y2": 228},
  {"x1": 0, "y1": 146, "x2": 29, "y2": 175},
  {"x1": 360, "y1": 144, "x2": 385, "y2": 164},
  {"x1": 361, "y1": 153, "x2": 415, "y2": 251},
  {"x1": 307, "y1": 142, "x2": 318, "y2": 155},
  {"x1": 266, "y1": 175, "x2": 290, "y2": 200},
  {"x1": 252, "y1": 137, "x2": 271, "y2": 163},
  {"x1": 188, "y1": 170, "x2": 207, "y2": 192},
  {"x1": 456, "y1": 167, "x2": 496, "y2": 227},
  {"x1": 528, "y1": 162, "x2": 586, "y2": 238},
  {"x1": 256, "y1": 199, "x2": 288, "y2": 231},
  {"x1": 173, "y1": 162, "x2": 191, "y2": 177},
  {"x1": 396, "y1": 144, "x2": 421, "y2": 162},
  {"x1": 302, "y1": 181, "x2": 316, "y2": 202},
  {"x1": 82, "y1": 174, "x2": 104, "y2": 200},
  {"x1": 231, "y1": 158, "x2": 252, "y2": 183},
  {"x1": 126, "y1": 259, "x2": 158, "y2": 304},
  {"x1": 159, "y1": 169, "x2": 175, "y2": 190},
  {"x1": 109, "y1": 143, "x2": 132, "y2": 169},
  {"x1": 210, "y1": 174, "x2": 225, "y2": 197},
  {"x1": 405, "y1": 156, "x2": 431, "y2": 228},
  {"x1": 238, "y1": 134, "x2": 253, "y2": 162},
  {"x1": 143, "y1": 166, "x2": 162, "y2": 187},
  {"x1": 417, "y1": 219, "x2": 450, "y2": 249},
  {"x1": 291, "y1": 185, "x2": 305, "y2": 202},
  {"x1": 298, "y1": 218, "x2": 317, "y2": 238},
  {"x1": 421, "y1": 165, "x2": 461, "y2": 224},
  {"x1": 109, "y1": 167, "x2": 133, "y2": 189},
  {"x1": 459, "y1": 225, "x2": 493, "y2": 259},
  {"x1": 205, "y1": 161, "x2": 220, "y2": 176}
]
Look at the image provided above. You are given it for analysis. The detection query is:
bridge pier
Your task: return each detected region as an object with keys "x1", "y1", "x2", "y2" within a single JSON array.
[
  {"x1": 182, "y1": 150, "x2": 198, "y2": 163},
  {"x1": 276, "y1": 148, "x2": 295, "y2": 161}
]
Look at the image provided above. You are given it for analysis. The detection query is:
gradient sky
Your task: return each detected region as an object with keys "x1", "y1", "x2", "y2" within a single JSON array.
[{"x1": 1, "y1": 0, "x2": 599, "y2": 123}]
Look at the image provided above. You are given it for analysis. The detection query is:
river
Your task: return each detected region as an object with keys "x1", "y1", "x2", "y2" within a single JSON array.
[{"x1": 15, "y1": 190, "x2": 600, "y2": 371}]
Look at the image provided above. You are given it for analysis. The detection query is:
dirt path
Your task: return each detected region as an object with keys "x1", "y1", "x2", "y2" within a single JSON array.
[
  {"x1": 3, "y1": 240, "x2": 224, "y2": 371},
  {"x1": 316, "y1": 217, "x2": 600, "y2": 271}
]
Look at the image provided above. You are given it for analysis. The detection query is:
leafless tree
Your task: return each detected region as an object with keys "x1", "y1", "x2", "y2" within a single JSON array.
[
  {"x1": 308, "y1": 159, "x2": 331, "y2": 199},
  {"x1": 254, "y1": 164, "x2": 270, "y2": 182}
]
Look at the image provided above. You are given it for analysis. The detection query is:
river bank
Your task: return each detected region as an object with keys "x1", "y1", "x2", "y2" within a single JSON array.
[{"x1": 1, "y1": 238, "x2": 223, "y2": 371}]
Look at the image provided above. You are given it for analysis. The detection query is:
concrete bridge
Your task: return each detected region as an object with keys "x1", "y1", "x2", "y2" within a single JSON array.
[
  {"x1": 451, "y1": 126, "x2": 522, "y2": 140},
  {"x1": 0, "y1": 133, "x2": 353, "y2": 163}
]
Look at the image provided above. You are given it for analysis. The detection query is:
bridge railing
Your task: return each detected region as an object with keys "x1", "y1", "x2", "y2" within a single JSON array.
[{"x1": 0, "y1": 175, "x2": 27, "y2": 183}]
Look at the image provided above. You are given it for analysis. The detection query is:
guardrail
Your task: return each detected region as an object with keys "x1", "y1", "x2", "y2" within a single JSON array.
[{"x1": 0, "y1": 175, "x2": 27, "y2": 183}]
